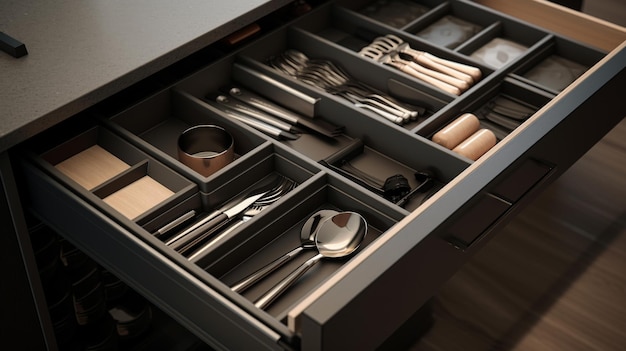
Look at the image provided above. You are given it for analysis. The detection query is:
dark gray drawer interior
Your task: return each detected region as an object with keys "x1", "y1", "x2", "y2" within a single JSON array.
[{"x1": 13, "y1": 1, "x2": 626, "y2": 350}]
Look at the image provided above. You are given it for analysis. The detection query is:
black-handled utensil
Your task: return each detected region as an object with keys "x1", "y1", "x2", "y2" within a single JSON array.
[
  {"x1": 168, "y1": 190, "x2": 268, "y2": 252},
  {"x1": 167, "y1": 175, "x2": 283, "y2": 252}
]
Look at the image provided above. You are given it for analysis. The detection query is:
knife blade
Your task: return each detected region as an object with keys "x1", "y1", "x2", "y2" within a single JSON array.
[
  {"x1": 169, "y1": 191, "x2": 267, "y2": 253},
  {"x1": 167, "y1": 174, "x2": 282, "y2": 253}
]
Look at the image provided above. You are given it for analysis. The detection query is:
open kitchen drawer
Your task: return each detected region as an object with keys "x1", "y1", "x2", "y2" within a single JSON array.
[{"x1": 12, "y1": 0, "x2": 626, "y2": 350}]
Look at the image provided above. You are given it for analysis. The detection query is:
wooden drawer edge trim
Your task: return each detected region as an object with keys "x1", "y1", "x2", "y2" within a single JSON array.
[{"x1": 474, "y1": 0, "x2": 626, "y2": 51}]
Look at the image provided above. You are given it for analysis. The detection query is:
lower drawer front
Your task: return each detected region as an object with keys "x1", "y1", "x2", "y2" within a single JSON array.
[{"x1": 20, "y1": 160, "x2": 285, "y2": 350}]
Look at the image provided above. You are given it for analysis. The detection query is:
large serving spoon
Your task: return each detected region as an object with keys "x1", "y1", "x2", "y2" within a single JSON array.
[
  {"x1": 231, "y1": 209, "x2": 338, "y2": 293},
  {"x1": 254, "y1": 211, "x2": 367, "y2": 309}
]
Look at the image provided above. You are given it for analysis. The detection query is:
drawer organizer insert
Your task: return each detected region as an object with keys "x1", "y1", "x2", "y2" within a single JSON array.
[{"x1": 20, "y1": 0, "x2": 611, "y2": 348}]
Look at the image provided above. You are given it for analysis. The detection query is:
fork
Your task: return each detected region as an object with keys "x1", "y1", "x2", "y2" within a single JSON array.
[
  {"x1": 269, "y1": 50, "x2": 420, "y2": 123},
  {"x1": 372, "y1": 34, "x2": 482, "y2": 82},
  {"x1": 359, "y1": 48, "x2": 463, "y2": 96},
  {"x1": 186, "y1": 177, "x2": 296, "y2": 261},
  {"x1": 360, "y1": 47, "x2": 470, "y2": 94}
]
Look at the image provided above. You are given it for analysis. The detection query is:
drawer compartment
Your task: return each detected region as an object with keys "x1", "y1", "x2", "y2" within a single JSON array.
[
  {"x1": 511, "y1": 35, "x2": 607, "y2": 93},
  {"x1": 409, "y1": 1, "x2": 493, "y2": 50},
  {"x1": 236, "y1": 23, "x2": 455, "y2": 128},
  {"x1": 27, "y1": 125, "x2": 197, "y2": 226},
  {"x1": 419, "y1": 78, "x2": 555, "y2": 146},
  {"x1": 208, "y1": 174, "x2": 401, "y2": 320},
  {"x1": 103, "y1": 88, "x2": 269, "y2": 193},
  {"x1": 343, "y1": 0, "x2": 442, "y2": 29}
]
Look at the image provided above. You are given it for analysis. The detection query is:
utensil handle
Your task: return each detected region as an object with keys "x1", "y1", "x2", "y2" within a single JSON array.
[
  {"x1": 168, "y1": 213, "x2": 228, "y2": 251},
  {"x1": 414, "y1": 51, "x2": 481, "y2": 82},
  {"x1": 407, "y1": 50, "x2": 476, "y2": 84},
  {"x1": 254, "y1": 253, "x2": 323, "y2": 309},
  {"x1": 164, "y1": 210, "x2": 221, "y2": 246},
  {"x1": 228, "y1": 86, "x2": 300, "y2": 124},
  {"x1": 423, "y1": 52, "x2": 482, "y2": 81},
  {"x1": 154, "y1": 210, "x2": 196, "y2": 237},
  {"x1": 406, "y1": 62, "x2": 470, "y2": 92},
  {"x1": 231, "y1": 246, "x2": 304, "y2": 293},
  {"x1": 354, "y1": 102, "x2": 406, "y2": 124},
  {"x1": 398, "y1": 63, "x2": 461, "y2": 96},
  {"x1": 188, "y1": 219, "x2": 246, "y2": 263}
]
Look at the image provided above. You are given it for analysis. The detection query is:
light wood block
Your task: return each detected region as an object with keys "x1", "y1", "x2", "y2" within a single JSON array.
[
  {"x1": 103, "y1": 176, "x2": 174, "y2": 220},
  {"x1": 54, "y1": 145, "x2": 130, "y2": 190}
]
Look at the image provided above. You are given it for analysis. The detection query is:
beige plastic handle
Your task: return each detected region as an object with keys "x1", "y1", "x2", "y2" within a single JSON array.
[
  {"x1": 406, "y1": 61, "x2": 470, "y2": 92},
  {"x1": 421, "y1": 51, "x2": 482, "y2": 82},
  {"x1": 400, "y1": 63, "x2": 461, "y2": 96},
  {"x1": 411, "y1": 52, "x2": 475, "y2": 84}
]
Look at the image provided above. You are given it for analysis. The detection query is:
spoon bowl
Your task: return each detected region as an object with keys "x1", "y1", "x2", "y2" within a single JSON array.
[
  {"x1": 230, "y1": 209, "x2": 338, "y2": 293},
  {"x1": 254, "y1": 211, "x2": 367, "y2": 309}
]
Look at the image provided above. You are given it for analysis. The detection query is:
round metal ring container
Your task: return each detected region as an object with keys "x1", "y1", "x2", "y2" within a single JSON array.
[{"x1": 177, "y1": 125, "x2": 235, "y2": 177}]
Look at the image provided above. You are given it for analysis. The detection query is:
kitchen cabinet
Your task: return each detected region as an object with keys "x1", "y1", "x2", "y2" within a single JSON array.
[{"x1": 2, "y1": 1, "x2": 625, "y2": 350}]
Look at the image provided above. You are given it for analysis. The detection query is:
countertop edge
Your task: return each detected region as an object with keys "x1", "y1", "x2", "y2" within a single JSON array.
[{"x1": 0, "y1": 0, "x2": 292, "y2": 154}]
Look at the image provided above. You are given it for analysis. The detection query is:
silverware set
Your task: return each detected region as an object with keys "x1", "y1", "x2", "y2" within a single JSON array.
[
  {"x1": 205, "y1": 84, "x2": 344, "y2": 140},
  {"x1": 359, "y1": 34, "x2": 482, "y2": 96},
  {"x1": 268, "y1": 49, "x2": 424, "y2": 125},
  {"x1": 154, "y1": 175, "x2": 296, "y2": 259}
]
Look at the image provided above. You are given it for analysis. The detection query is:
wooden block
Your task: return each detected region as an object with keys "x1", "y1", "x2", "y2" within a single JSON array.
[
  {"x1": 55, "y1": 145, "x2": 130, "y2": 190},
  {"x1": 103, "y1": 176, "x2": 174, "y2": 220}
]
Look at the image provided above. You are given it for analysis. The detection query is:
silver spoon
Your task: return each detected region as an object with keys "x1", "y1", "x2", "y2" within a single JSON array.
[
  {"x1": 231, "y1": 209, "x2": 338, "y2": 293},
  {"x1": 254, "y1": 211, "x2": 367, "y2": 309}
]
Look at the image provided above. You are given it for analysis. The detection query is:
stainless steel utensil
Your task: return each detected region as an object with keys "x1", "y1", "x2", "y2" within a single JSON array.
[
  {"x1": 186, "y1": 177, "x2": 296, "y2": 261},
  {"x1": 212, "y1": 93, "x2": 302, "y2": 134},
  {"x1": 166, "y1": 175, "x2": 285, "y2": 253},
  {"x1": 230, "y1": 209, "x2": 338, "y2": 293},
  {"x1": 269, "y1": 49, "x2": 421, "y2": 124},
  {"x1": 153, "y1": 209, "x2": 196, "y2": 237},
  {"x1": 223, "y1": 85, "x2": 344, "y2": 138},
  {"x1": 205, "y1": 97, "x2": 299, "y2": 140},
  {"x1": 254, "y1": 211, "x2": 367, "y2": 309}
]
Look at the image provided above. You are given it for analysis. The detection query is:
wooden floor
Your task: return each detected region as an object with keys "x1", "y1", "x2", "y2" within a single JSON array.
[{"x1": 410, "y1": 4, "x2": 626, "y2": 350}]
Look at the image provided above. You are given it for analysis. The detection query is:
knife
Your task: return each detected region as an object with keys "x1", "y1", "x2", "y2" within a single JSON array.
[
  {"x1": 223, "y1": 84, "x2": 344, "y2": 138},
  {"x1": 205, "y1": 98, "x2": 299, "y2": 140},
  {"x1": 210, "y1": 93, "x2": 302, "y2": 134},
  {"x1": 168, "y1": 191, "x2": 267, "y2": 253}
]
